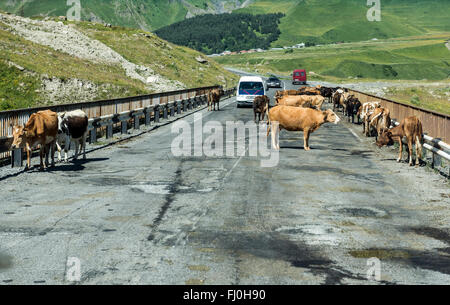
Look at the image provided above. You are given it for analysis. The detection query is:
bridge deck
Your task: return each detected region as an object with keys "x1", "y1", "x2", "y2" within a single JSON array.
[{"x1": 0, "y1": 86, "x2": 449, "y2": 284}]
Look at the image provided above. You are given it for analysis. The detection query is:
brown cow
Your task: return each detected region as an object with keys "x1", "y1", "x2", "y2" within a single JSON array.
[
  {"x1": 208, "y1": 88, "x2": 224, "y2": 111},
  {"x1": 277, "y1": 95, "x2": 325, "y2": 110},
  {"x1": 368, "y1": 107, "x2": 391, "y2": 139},
  {"x1": 253, "y1": 95, "x2": 270, "y2": 123},
  {"x1": 275, "y1": 89, "x2": 298, "y2": 99},
  {"x1": 267, "y1": 106, "x2": 340, "y2": 151},
  {"x1": 11, "y1": 110, "x2": 58, "y2": 170},
  {"x1": 297, "y1": 86, "x2": 321, "y2": 96},
  {"x1": 376, "y1": 116, "x2": 423, "y2": 166}
]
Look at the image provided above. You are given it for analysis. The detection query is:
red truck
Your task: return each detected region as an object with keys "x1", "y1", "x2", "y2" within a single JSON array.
[{"x1": 292, "y1": 69, "x2": 307, "y2": 85}]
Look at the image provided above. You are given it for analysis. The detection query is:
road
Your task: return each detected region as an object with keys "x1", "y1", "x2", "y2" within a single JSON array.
[{"x1": 0, "y1": 80, "x2": 449, "y2": 285}]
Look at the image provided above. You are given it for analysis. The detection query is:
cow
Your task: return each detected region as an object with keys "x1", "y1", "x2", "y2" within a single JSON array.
[
  {"x1": 376, "y1": 116, "x2": 423, "y2": 166},
  {"x1": 332, "y1": 89, "x2": 344, "y2": 111},
  {"x1": 56, "y1": 109, "x2": 89, "y2": 162},
  {"x1": 275, "y1": 89, "x2": 298, "y2": 99},
  {"x1": 319, "y1": 87, "x2": 334, "y2": 104},
  {"x1": 345, "y1": 96, "x2": 362, "y2": 123},
  {"x1": 11, "y1": 110, "x2": 58, "y2": 170},
  {"x1": 207, "y1": 88, "x2": 224, "y2": 111},
  {"x1": 359, "y1": 102, "x2": 381, "y2": 136},
  {"x1": 276, "y1": 95, "x2": 325, "y2": 110},
  {"x1": 297, "y1": 86, "x2": 321, "y2": 96},
  {"x1": 267, "y1": 106, "x2": 340, "y2": 151},
  {"x1": 253, "y1": 95, "x2": 270, "y2": 123},
  {"x1": 368, "y1": 107, "x2": 391, "y2": 139}
]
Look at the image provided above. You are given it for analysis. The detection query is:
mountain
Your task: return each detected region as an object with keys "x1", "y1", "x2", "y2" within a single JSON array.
[
  {"x1": 0, "y1": 12, "x2": 238, "y2": 110},
  {"x1": 0, "y1": 0, "x2": 251, "y2": 31},
  {"x1": 1, "y1": 0, "x2": 448, "y2": 49}
]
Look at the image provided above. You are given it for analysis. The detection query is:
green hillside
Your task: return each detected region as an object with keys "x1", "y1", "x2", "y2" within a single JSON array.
[
  {"x1": 236, "y1": 0, "x2": 450, "y2": 46},
  {"x1": 1, "y1": 0, "x2": 449, "y2": 46},
  {"x1": 215, "y1": 34, "x2": 450, "y2": 80}
]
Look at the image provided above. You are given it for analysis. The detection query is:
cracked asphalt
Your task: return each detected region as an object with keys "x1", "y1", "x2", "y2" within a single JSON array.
[{"x1": 0, "y1": 82, "x2": 449, "y2": 285}]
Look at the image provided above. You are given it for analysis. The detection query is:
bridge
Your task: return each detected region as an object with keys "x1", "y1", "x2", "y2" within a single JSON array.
[{"x1": 0, "y1": 80, "x2": 449, "y2": 284}]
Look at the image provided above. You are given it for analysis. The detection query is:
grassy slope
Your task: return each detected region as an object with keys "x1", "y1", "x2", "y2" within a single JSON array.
[
  {"x1": 0, "y1": 0, "x2": 188, "y2": 30},
  {"x1": 236, "y1": 0, "x2": 450, "y2": 47},
  {"x1": 384, "y1": 86, "x2": 450, "y2": 115},
  {"x1": 216, "y1": 34, "x2": 450, "y2": 80},
  {"x1": 0, "y1": 18, "x2": 237, "y2": 110},
  {"x1": 73, "y1": 22, "x2": 239, "y2": 89}
]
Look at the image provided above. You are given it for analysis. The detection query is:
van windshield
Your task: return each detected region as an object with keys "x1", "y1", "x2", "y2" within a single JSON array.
[{"x1": 239, "y1": 81, "x2": 264, "y2": 95}]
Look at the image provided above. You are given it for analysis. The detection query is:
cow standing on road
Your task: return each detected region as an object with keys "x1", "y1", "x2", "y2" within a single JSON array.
[
  {"x1": 56, "y1": 109, "x2": 89, "y2": 162},
  {"x1": 11, "y1": 110, "x2": 58, "y2": 170},
  {"x1": 253, "y1": 95, "x2": 270, "y2": 123},
  {"x1": 208, "y1": 88, "x2": 224, "y2": 111},
  {"x1": 376, "y1": 116, "x2": 423, "y2": 166},
  {"x1": 267, "y1": 106, "x2": 340, "y2": 151}
]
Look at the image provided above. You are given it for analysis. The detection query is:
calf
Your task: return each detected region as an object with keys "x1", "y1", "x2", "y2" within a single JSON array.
[
  {"x1": 376, "y1": 116, "x2": 423, "y2": 166},
  {"x1": 253, "y1": 95, "x2": 270, "y2": 123},
  {"x1": 208, "y1": 88, "x2": 224, "y2": 111},
  {"x1": 56, "y1": 109, "x2": 89, "y2": 162},
  {"x1": 267, "y1": 106, "x2": 340, "y2": 151},
  {"x1": 11, "y1": 110, "x2": 58, "y2": 170}
]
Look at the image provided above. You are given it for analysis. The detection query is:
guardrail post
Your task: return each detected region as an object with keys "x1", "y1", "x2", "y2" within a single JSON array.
[
  {"x1": 169, "y1": 103, "x2": 174, "y2": 117},
  {"x1": 106, "y1": 124, "x2": 113, "y2": 139},
  {"x1": 177, "y1": 100, "x2": 181, "y2": 115},
  {"x1": 121, "y1": 120, "x2": 128, "y2": 135},
  {"x1": 144, "y1": 108, "x2": 152, "y2": 126},
  {"x1": 90, "y1": 127, "x2": 97, "y2": 144},
  {"x1": 163, "y1": 105, "x2": 168, "y2": 120},
  {"x1": 432, "y1": 138, "x2": 442, "y2": 169},
  {"x1": 182, "y1": 100, "x2": 187, "y2": 112},
  {"x1": 134, "y1": 113, "x2": 140, "y2": 130},
  {"x1": 154, "y1": 105, "x2": 160, "y2": 123},
  {"x1": 11, "y1": 148, "x2": 22, "y2": 168}
]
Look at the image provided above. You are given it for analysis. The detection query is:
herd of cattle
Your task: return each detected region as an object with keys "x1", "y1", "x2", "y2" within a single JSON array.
[
  {"x1": 9, "y1": 85, "x2": 424, "y2": 170},
  {"x1": 252, "y1": 85, "x2": 424, "y2": 166}
]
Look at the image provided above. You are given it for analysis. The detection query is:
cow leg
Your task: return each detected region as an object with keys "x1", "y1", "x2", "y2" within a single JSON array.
[
  {"x1": 82, "y1": 134, "x2": 87, "y2": 160},
  {"x1": 261, "y1": 111, "x2": 265, "y2": 124},
  {"x1": 254, "y1": 111, "x2": 257, "y2": 123},
  {"x1": 50, "y1": 141, "x2": 56, "y2": 167},
  {"x1": 415, "y1": 136, "x2": 422, "y2": 166},
  {"x1": 25, "y1": 144, "x2": 32, "y2": 170},
  {"x1": 56, "y1": 141, "x2": 62, "y2": 162},
  {"x1": 271, "y1": 121, "x2": 279, "y2": 150},
  {"x1": 407, "y1": 138, "x2": 413, "y2": 166},
  {"x1": 397, "y1": 137, "x2": 403, "y2": 163},
  {"x1": 74, "y1": 139, "x2": 80, "y2": 160},
  {"x1": 217, "y1": 100, "x2": 219, "y2": 111},
  {"x1": 303, "y1": 129, "x2": 311, "y2": 151},
  {"x1": 40, "y1": 146, "x2": 46, "y2": 170}
]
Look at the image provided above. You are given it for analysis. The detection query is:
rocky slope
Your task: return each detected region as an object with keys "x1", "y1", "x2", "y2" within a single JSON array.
[{"x1": 0, "y1": 12, "x2": 238, "y2": 110}]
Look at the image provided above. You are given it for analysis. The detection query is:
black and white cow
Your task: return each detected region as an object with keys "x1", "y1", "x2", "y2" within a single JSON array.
[{"x1": 56, "y1": 110, "x2": 88, "y2": 162}]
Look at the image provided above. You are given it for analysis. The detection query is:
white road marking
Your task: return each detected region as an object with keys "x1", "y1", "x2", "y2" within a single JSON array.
[{"x1": 348, "y1": 127, "x2": 363, "y2": 142}]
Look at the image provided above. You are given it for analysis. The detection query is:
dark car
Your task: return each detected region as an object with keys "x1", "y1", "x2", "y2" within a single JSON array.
[{"x1": 266, "y1": 76, "x2": 282, "y2": 89}]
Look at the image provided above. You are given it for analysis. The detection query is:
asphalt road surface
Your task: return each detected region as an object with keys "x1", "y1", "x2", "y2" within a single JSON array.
[{"x1": 0, "y1": 80, "x2": 449, "y2": 285}]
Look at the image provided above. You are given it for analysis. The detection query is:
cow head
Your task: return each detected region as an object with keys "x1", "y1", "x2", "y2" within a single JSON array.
[
  {"x1": 11, "y1": 125, "x2": 27, "y2": 149},
  {"x1": 376, "y1": 128, "x2": 394, "y2": 147},
  {"x1": 57, "y1": 112, "x2": 69, "y2": 135},
  {"x1": 324, "y1": 109, "x2": 340, "y2": 124}
]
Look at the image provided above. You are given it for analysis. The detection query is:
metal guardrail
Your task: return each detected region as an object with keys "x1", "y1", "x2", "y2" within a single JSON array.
[{"x1": 0, "y1": 86, "x2": 236, "y2": 167}]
